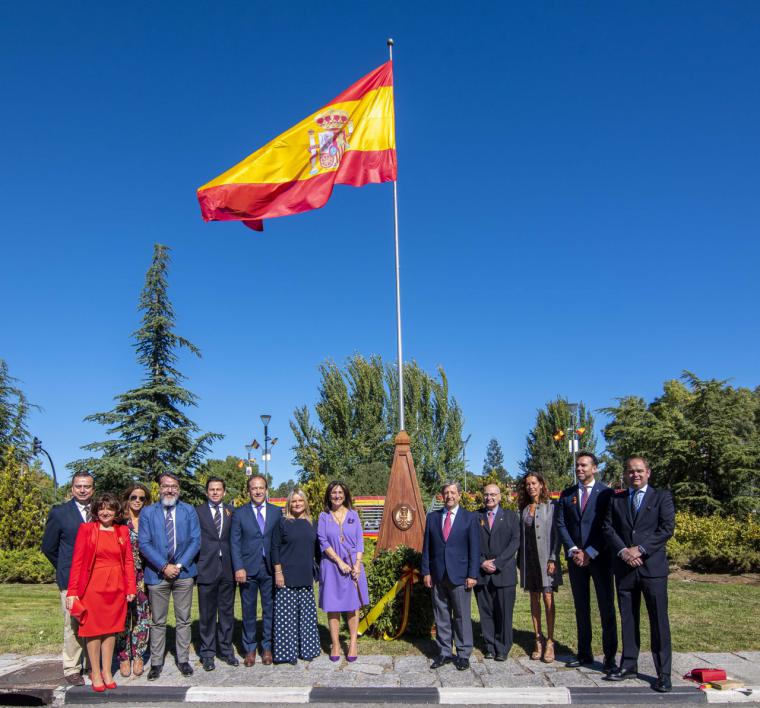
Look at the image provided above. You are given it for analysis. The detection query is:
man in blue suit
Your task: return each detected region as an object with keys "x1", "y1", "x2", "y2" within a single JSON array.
[
  {"x1": 230, "y1": 474, "x2": 282, "y2": 667},
  {"x1": 556, "y1": 451, "x2": 617, "y2": 674},
  {"x1": 422, "y1": 480, "x2": 480, "y2": 671},
  {"x1": 138, "y1": 473, "x2": 201, "y2": 680},
  {"x1": 41, "y1": 472, "x2": 94, "y2": 685}
]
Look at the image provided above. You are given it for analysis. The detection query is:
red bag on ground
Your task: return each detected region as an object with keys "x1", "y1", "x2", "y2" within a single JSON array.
[{"x1": 684, "y1": 668, "x2": 727, "y2": 683}]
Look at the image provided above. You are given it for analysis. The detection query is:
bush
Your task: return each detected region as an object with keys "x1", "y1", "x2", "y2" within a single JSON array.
[
  {"x1": 0, "y1": 549, "x2": 55, "y2": 583},
  {"x1": 365, "y1": 544, "x2": 434, "y2": 638},
  {"x1": 668, "y1": 512, "x2": 760, "y2": 573}
]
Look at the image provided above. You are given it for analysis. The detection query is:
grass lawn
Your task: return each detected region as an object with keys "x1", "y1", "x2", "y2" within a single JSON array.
[{"x1": 2, "y1": 577, "x2": 757, "y2": 657}]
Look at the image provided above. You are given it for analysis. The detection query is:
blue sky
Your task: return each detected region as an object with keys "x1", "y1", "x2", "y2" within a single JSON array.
[{"x1": 2, "y1": 2, "x2": 759, "y2": 486}]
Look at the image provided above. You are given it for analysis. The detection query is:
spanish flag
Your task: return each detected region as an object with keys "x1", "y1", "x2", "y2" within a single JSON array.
[{"x1": 197, "y1": 61, "x2": 396, "y2": 231}]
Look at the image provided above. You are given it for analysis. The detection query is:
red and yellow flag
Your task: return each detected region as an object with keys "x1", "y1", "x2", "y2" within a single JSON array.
[{"x1": 197, "y1": 61, "x2": 396, "y2": 231}]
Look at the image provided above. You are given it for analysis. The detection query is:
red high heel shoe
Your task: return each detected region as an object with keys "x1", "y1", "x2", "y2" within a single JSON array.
[
  {"x1": 103, "y1": 679, "x2": 117, "y2": 689},
  {"x1": 91, "y1": 682, "x2": 106, "y2": 693}
]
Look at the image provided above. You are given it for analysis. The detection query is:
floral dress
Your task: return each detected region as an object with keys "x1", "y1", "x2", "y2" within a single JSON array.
[{"x1": 116, "y1": 518, "x2": 150, "y2": 662}]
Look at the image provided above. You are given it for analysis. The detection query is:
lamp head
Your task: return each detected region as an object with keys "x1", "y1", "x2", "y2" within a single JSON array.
[{"x1": 260, "y1": 414, "x2": 271, "y2": 427}]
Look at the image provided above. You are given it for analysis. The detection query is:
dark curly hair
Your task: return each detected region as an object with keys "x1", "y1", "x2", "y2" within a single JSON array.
[
  {"x1": 516, "y1": 472, "x2": 551, "y2": 510},
  {"x1": 92, "y1": 492, "x2": 123, "y2": 523},
  {"x1": 323, "y1": 480, "x2": 354, "y2": 512}
]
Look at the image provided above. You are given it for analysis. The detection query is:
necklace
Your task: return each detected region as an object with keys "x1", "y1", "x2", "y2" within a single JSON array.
[{"x1": 331, "y1": 508, "x2": 347, "y2": 542}]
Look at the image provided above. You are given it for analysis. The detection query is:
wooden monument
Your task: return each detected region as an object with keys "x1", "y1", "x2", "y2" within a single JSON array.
[{"x1": 374, "y1": 430, "x2": 426, "y2": 555}]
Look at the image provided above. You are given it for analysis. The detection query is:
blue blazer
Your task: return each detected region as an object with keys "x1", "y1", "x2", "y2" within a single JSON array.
[
  {"x1": 41, "y1": 499, "x2": 85, "y2": 590},
  {"x1": 421, "y1": 507, "x2": 480, "y2": 585},
  {"x1": 138, "y1": 501, "x2": 200, "y2": 585},
  {"x1": 556, "y1": 481, "x2": 613, "y2": 559},
  {"x1": 230, "y1": 502, "x2": 282, "y2": 577}
]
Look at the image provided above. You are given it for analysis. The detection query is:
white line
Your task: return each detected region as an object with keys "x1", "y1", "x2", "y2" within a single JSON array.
[
  {"x1": 438, "y1": 687, "x2": 571, "y2": 704},
  {"x1": 705, "y1": 687, "x2": 759, "y2": 703},
  {"x1": 186, "y1": 686, "x2": 311, "y2": 703}
]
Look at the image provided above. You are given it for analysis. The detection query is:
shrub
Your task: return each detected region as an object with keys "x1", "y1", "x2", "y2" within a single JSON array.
[
  {"x1": 668, "y1": 511, "x2": 760, "y2": 573},
  {"x1": 365, "y1": 544, "x2": 434, "y2": 638},
  {"x1": 0, "y1": 549, "x2": 55, "y2": 583}
]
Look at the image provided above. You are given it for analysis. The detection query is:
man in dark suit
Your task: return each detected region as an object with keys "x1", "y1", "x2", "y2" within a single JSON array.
[
  {"x1": 230, "y1": 474, "x2": 282, "y2": 667},
  {"x1": 475, "y1": 483, "x2": 519, "y2": 661},
  {"x1": 139, "y1": 472, "x2": 201, "y2": 680},
  {"x1": 556, "y1": 451, "x2": 617, "y2": 673},
  {"x1": 41, "y1": 472, "x2": 94, "y2": 685},
  {"x1": 604, "y1": 456, "x2": 675, "y2": 693},
  {"x1": 422, "y1": 480, "x2": 480, "y2": 671},
  {"x1": 195, "y1": 476, "x2": 238, "y2": 671}
]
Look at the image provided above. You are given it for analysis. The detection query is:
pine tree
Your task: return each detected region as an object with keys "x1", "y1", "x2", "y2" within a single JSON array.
[
  {"x1": 0, "y1": 359, "x2": 36, "y2": 466},
  {"x1": 70, "y1": 245, "x2": 221, "y2": 500},
  {"x1": 482, "y1": 437, "x2": 510, "y2": 485}
]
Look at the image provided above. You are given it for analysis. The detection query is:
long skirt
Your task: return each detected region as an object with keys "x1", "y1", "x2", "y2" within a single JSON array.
[{"x1": 273, "y1": 586, "x2": 321, "y2": 664}]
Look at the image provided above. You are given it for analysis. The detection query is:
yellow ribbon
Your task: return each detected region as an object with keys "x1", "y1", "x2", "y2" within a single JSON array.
[{"x1": 357, "y1": 565, "x2": 420, "y2": 639}]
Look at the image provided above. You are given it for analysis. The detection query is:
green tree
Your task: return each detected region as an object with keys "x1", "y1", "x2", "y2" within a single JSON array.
[
  {"x1": 195, "y1": 455, "x2": 259, "y2": 504},
  {"x1": 520, "y1": 398, "x2": 597, "y2": 491},
  {"x1": 70, "y1": 245, "x2": 222, "y2": 501},
  {"x1": 603, "y1": 372, "x2": 760, "y2": 515},
  {"x1": 482, "y1": 438, "x2": 511, "y2": 486},
  {"x1": 0, "y1": 359, "x2": 37, "y2": 466},
  {"x1": 291, "y1": 355, "x2": 464, "y2": 496}
]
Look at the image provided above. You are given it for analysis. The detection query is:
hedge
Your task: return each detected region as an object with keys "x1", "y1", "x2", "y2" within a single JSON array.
[{"x1": 0, "y1": 549, "x2": 55, "y2": 583}]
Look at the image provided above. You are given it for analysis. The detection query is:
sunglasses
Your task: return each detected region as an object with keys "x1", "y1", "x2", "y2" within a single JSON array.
[{"x1": 129, "y1": 495, "x2": 147, "y2": 502}]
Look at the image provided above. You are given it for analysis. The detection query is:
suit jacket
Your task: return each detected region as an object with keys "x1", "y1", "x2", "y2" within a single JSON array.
[
  {"x1": 138, "y1": 501, "x2": 201, "y2": 585},
  {"x1": 556, "y1": 481, "x2": 613, "y2": 560},
  {"x1": 476, "y1": 507, "x2": 520, "y2": 587},
  {"x1": 41, "y1": 499, "x2": 86, "y2": 590},
  {"x1": 230, "y1": 502, "x2": 282, "y2": 577},
  {"x1": 603, "y1": 486, "x2": 675, "y2": 586},
  {"x1": 195, "y1": 502, "x2": 235, "y2": 583},
  {"x1": 66, "y1": 523, "x2": 137, "y2": 599},
  {"x1": 421, "y1": 507, "x2": 480, "y2": 585},
  {"x1": 518, "y1": 501, "x2": 563, "y2": 589}
]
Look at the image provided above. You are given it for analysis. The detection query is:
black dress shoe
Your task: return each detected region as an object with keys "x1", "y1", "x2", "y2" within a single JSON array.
[
  {"x1": 483, "y1": 651, "x2": 495, "y2": 660},
  {"x1": 602, "y1": 658, "x2": 618, "y2": 675},
  {"x1": 654, "y1": 675, "x2": 672, "y2": 693},
  {"x1": 605, "y1": 667, "x2": 638, "y2": 681},
  {"x1": 202, "y1": 657, "x2": 215, "y2": 671},
  {"x1": 566, "y1": 656, "x2": 594, "y2": 667},
  {"x1": 455, "y1": 657, "x2": 470, "y2": 671},
  {"x1": 219, "y1": 654, "x2": 240, "y2": 667},
  {"x1": 430, "y1": 655, "x2": 452, "y2": 669},
  {"x1": 494, "y1": 654, "x2": 507, "y2": 662},
  {"x1": 147, "y1": 664, "x2": 163, "y2": 681},
  {"x1": 177, "y1": 662, "x2": 194, "y2": 677}
]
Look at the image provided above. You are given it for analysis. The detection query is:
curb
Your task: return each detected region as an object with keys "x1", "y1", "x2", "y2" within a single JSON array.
[{"x1": 58, "y1": 685, "x2": 759, "y2": 704}]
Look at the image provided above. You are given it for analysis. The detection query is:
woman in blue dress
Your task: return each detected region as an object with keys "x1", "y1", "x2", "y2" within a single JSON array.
[{"x1": 317, "y1": 481, "x2": 368, "y2": 662}]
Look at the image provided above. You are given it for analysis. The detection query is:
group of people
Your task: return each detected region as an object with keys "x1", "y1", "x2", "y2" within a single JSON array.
[
  {"x1": 42, "y1": 473, "x2": 368, "y2": 692},
  {"x1": 41, "y1": 452, "x2": 675, "y2": 694},
  {"x1": 421, "y1": 453, "x2": 676, "y2": 693}
]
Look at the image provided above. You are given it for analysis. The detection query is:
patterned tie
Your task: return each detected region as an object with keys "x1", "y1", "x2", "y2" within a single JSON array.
[
  {"x1": 256, "y1": 505, "x2": 265, "y2": 535},
  {"x1": 443, "y1": 511, "x2": 452, "y2": 541},
  {"x1": 580, "y1": 486, "x2": 589, "y2": 513},
  {"x1": 213, "y1": 504, "x2": 222, "y2": 537},
  {"x1": 165, "y1": 507, "x2": 175, "y2": 562},
  {"x1": 488, "y1": 510, "x2": 494, "y2": 529},
  {"x1": 630, "y1": 490, "x2": 642, "y2": 517},
  {"x1": 84, "y1": 504, "x2": 92, "y2": 523}
]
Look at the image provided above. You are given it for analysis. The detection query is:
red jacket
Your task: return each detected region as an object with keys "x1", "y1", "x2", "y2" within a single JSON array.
[{"x1": 67, "y1": 523, "x2": 137, "y2": 598}]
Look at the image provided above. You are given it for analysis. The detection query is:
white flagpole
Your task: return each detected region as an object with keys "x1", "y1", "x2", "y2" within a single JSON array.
[{"x1": 387, "y1": 38, "x2": 404, "y2": 433}]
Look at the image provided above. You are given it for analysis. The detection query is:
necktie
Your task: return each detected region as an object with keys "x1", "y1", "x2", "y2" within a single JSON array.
[
  {"x1": 213, "y1": 504, "x2": 222, "y2": 537},
  {"x1": 631, "y1": 490, "x2": 642, "y2": 517},
  {"x1": 443, "y1": 511, "x2": 452, "y2": 541},
  {"x1": 165, "y1": 508, "x2": 175, "y2": 562},
  {"x1": 84, "y1": 504, "x2": 92, "y2": 523},
  {"x1": 580, "y1": 486, "x2": 589, "y2": 512},
  {"x1": 256, "y1": 505, "x2": 265, "y2": 534},
  {"x1": 488, "y1": 510, "x2": 494, "y2": 529}
]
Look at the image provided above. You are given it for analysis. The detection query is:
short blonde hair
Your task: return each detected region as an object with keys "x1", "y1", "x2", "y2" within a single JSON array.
[{"x1": 284, "y1": 489, "x2": 312, "y2": 522}]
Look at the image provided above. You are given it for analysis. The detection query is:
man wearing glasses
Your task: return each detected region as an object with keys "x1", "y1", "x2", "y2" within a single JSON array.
[
  {"x1": 138, "y1": 473, "x2": 200, "y2": 680},
  {"x1": 475, "y1": 483, "x2": 520, "y2": 661}
]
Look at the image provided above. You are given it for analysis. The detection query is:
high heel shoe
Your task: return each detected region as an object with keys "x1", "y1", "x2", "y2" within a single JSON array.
[
  {"x1": 104, "y1": 681, "x2": 117, "y2": 689},
  {"x1": 542, "y1": 639, "x2": 555, "y2": 664},
  {"x1": 91, "y1": 679, "x2": 106, "y2": 693},
  {"x1": 530, "y1": 634, "x2": 544, "y2": 661},
  {"x1": 329, "y1": 655, "x2": 340, "y2": 662}
]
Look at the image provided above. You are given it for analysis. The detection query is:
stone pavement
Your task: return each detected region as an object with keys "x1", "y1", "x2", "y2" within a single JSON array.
[{"x1": 1, "y1": 651, "x2": 758, "y2": 704}]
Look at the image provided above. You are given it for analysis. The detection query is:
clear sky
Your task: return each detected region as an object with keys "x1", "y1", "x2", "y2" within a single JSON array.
[{"x1": 3, "y1": 2, "x2": 759, "y2": 487}]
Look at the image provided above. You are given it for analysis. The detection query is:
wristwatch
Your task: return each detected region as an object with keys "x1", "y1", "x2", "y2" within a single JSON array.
[{"x1": 176, "y1": 563, "x2": 183, "y2": 570}]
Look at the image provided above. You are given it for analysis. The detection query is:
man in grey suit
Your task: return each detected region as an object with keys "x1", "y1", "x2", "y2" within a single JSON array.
[
  {"x1": 475, "y1": 483, "x2": 520, "y2": 661},
  {"x1": 421, "y1": 480, "x2": 480, "y2": 671}
]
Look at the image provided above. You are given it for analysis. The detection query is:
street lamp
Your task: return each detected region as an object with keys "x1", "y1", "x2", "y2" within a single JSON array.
[
  {"x1": 553, "y1": 403, "x2": 585, "y2": 480},
  {"x1": 461, "y1": 434, "x2": 471, "y2": 494},
  {"x1": 31, "y1": 436, "x2": 58, "y2": 490},
  {"x1": 259, "y1": 414, "x2": 278, "y2": 481}
]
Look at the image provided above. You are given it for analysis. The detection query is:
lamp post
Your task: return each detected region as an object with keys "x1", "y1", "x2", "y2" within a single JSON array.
[
  {"x1": 32, "y1": 437, "x2": 58, "y2": 490},
  {"x1": 568, "y1": 402, "x2": 579, "y2": 476},
  {"x1": 461, "y1": 434, "x2": 471, "y2": 494},
  {"x1": 259, "y1": 414, "x2": 278, "y2": 482}
]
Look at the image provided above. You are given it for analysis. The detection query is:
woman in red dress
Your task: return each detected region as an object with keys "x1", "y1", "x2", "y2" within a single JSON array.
[{"x1": 67, "y1": 493, "x2": 136, "y2": 692}]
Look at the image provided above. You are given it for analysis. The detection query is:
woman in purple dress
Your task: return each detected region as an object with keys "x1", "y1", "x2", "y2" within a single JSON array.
[{"x1": 317, "y1": 481, "x2": 368, "y2": 662}]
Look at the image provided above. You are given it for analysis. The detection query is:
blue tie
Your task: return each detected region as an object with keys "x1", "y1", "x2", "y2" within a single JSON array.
[
  {"x1": 165, "y1": 508, "x2": 175, "y2": 562},
  {"x1": 631, "y1": 490, "x2": 642, "y2": 517},
  {"x1": 256, "y1": 505, "x2": 266, "y2": 556}
]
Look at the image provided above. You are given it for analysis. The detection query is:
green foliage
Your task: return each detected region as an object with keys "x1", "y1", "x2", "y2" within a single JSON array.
[
  {"x1": 0, "y1": 449, "x2": 55, "y2": 551},
  {"x1": 667, "y1": 511, "x2": 760, "y2": 573},
  {"x1": 291, "y1": 355, "x2": 464, "y2": 496},
  {"x1": 0, "y1": 550, "x2": 55, "y2": 583},
  {"x1": 482, "y1": 438, "x2": 511, "y2": 486},
  {"x1": 271, "y1": 478, "x2": 297, "y2": 498},
  {"x1": 0, "y1": 359, "x2": 38, "y2": 467},
  {"x1": 196, "y1": 455, "x2": 259, "y2": 505},
  {"x1": 69, "y1": 245, "x2": 222, "y2": 501},
  {"x1": 603, "y1": 372, "x2": 760, "y2": 515},
  {"x1": 520, "y1": 398, "x2": 597, "y2": 491},
  {"x1": 365, "y1": 545, "x2": 433, "y2": 638}
]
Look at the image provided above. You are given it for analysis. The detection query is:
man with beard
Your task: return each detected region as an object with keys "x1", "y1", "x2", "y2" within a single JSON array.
[
  {"x1": 41, "y1": 472, "x2": 95, "y2": 685},
  {"x1": 139, "y1": 473, "x2": 200, "y2": 680}
]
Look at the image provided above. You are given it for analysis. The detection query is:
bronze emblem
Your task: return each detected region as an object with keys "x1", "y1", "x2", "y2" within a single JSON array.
[{"x1": 392, "y1": 503, "x2": 415, "y2": 531}]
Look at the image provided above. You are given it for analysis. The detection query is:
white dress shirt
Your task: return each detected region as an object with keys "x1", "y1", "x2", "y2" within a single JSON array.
[{"x1": 568, "y1": 482, "x2": 599, "y2": 559}]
